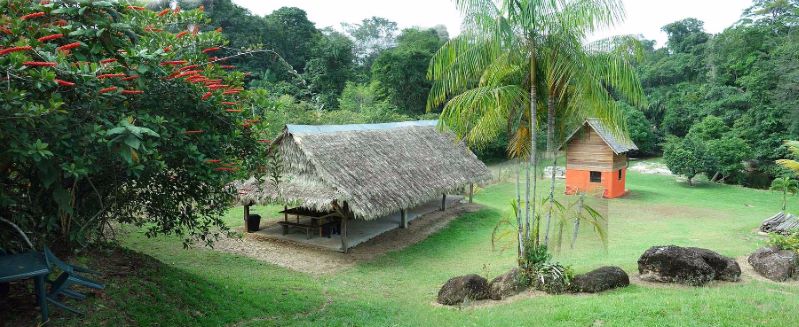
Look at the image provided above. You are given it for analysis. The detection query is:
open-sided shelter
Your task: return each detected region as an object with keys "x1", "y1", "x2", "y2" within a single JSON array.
[
  {"x1": 236, "y1": 120, "x2": 492, "y2": 252},
  {"x1": 560, "y1": 118, "x2": 637, "y2": 198}
]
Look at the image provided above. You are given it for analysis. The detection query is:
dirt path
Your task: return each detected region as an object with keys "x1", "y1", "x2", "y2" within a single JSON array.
[{"x1": 212, "y1": 202, "x2": 482, "y2": 275}]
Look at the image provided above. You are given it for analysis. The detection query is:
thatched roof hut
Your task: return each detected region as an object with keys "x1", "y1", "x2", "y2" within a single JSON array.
[{"x1": 237, "y1": 120, "x2": 492, "y2": 221}]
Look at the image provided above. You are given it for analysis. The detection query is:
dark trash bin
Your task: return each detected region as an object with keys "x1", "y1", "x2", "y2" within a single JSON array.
[{"x1": 246, "y1": 214, "x2": 261, "y2": 232}]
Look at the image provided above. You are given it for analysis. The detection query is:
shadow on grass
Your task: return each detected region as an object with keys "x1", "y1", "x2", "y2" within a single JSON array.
[{"x1": 2, "y1": 247, "x2": 325, "y2": 327}]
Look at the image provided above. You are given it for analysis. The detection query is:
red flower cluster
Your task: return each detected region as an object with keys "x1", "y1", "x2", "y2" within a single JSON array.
[
  {"x1": 220, "y1": 65, "x2": 235, "y2": 69},
  {"x1": 127, "y1": 5, "x2": 145, "y2": 11},
  {"x1": 225, "y1": 109, "x2": 243, "y2": 113},
  {"x1": 184, "y1": 130, "x2": 205, "y2": 135},
  {"x1": 99, "y1": 58, "x2": 117, "y2": 64},
  {"x1": 0, "y1": 46, "x2": 33, "y2": 55},
  {"x1": 37, "y1": 33, "x2": 63, "y2": 42},
  {"x1": 57, "y1": 42, "x2": 81, "y2": 51},
  {"x1": 161, "y1": 60, "x2": 188, "y2": 66},
  {"x1": 202, "y1": 47, "x2": 220, "y2": 54},
  {"x1": 179, "y1": 64, "x2": 199, "y2": 71},
  {"x1": 54, "y1": 79, "x2": 75, "y2": 87},
  {"x1": 21, "y1": 12, "x2": 46, "y2": 20},
  {"x1": 157, "y1": 9, "x2": 170, "y2": 17},
  {"x1": 221, "y1": 102, "x2": 237, "y2": 105},
  {"x1": 175, "y1": 31, "x2": 188, "y2": 38},
  {"x1": 205, "y1": 159, "x2": 221, "y2": 164},
  {"x1": 121, "y1": 75, "x2": 140, "y2": 81},
  {"x1": 97, "y1": 73, "x2": 126, "y2": 79},
  {"x1": 222, "y1": 89, "x2": 240, "y2": 95},
  {"x1": 121, "y1": 90, "x2": 144, "y2": 95},
  {"x1": 99, "y1": 86, "x2": 118, "y2": 94},
  {"x1": 23, "y1": 61, "x2": 57, "y2": 67},
  {"x1": 201, "y1": 92, "x2": 212, "y2": 100},
  {"x1": 257, "y1": 140, "x2": 271, "y2": 144}
]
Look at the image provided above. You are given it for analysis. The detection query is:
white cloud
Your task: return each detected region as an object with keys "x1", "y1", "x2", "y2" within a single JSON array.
[{"x1": 233, "y1": 0, "x2": 753, "y2": 47}]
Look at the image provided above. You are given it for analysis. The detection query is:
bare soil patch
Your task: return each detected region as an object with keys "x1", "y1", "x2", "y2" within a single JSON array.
[{"x1": 212, "y1": 202, "x2": 482, "y2": 275}]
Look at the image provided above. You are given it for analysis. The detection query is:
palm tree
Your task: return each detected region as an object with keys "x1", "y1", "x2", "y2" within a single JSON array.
[
  {"x1": 770, "y1": 177, "x2": 799, "y2": 211},
  {"x1": 428, "y1": 0, "x2": 643, "y2": 255},
  {"x1": 540, "y1": 34, "x2": 646, "y2": 245}
]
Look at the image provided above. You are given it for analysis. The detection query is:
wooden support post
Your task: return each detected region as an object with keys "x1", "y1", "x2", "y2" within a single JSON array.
[
  {"x1": 341, "y1": 214, "x2": 349, "y2": 253},
  {"x1": 243, "y1": 204, "x2": 250, "y2": 232},
  {"x1": 469, "y1": 183, "x2": 474, "y2": 203},
  {"x1": 441, "y1": 193, "x2": 447, "y2": 211},
  {"x1": 400, "y1": 209, "x2": 408, "y2": 229},
  {"x1": 283, "y1": 205, "x2": 288, "y2": 222}
]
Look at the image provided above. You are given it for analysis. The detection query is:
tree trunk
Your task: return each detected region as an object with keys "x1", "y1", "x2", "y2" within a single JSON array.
[
  {"x1": 516, "y1": 158, "x2": 524, "y2": 258},
  {"x1": 527, "y1": 82, "x2": 539, "y2": 245},
  {"x1": 544, "y1": 95, "x2": 556, "y2": 246},
  {"x1": 784, "y1": 191, "x2": 788, "y2": 211},
  {"x1": 570, "y1": 193, "x2": 584, "y2": 249}
]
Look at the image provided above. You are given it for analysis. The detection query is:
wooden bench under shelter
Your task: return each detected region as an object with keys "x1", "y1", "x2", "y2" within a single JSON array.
[{"x1": 278, "y1": 206, "x2": 340, "y2": 239}]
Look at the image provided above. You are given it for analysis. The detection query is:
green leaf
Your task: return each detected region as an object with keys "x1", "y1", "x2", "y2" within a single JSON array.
[{"x1": 124, "y1": 135, "x2": 141, "y2": 150}]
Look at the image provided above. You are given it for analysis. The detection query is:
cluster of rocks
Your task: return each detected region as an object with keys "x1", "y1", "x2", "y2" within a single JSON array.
[
  {"x1": 437, "y1": 265, "x2": 631, "y2": 305},
  {"x1": 436, "y1": 269, "x2": 531, "y2": 305},
  {"x1": 437, "y1": 245, "x2": 752, "y2": 305},
  {"x1": 437, "y1": 245, "x2": 750, "y2": 306}
]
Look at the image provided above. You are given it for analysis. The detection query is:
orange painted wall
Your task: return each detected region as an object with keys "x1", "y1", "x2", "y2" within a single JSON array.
[{"x1": 565, "y1": 168, "x2": 628, "y2": 198}]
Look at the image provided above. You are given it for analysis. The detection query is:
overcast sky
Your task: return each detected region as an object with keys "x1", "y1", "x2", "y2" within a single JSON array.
[{"x1": 233, "y1": 0, "x2": 754, "y2": 48}]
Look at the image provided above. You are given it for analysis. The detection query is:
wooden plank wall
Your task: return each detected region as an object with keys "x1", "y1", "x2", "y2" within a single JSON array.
[{"x1": 565, "y1": 126, "x2": 625, "y2": 171}]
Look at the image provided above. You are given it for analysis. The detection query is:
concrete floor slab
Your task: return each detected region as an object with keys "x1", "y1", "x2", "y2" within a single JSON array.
[{"x1": 252, "y1": 195, "x2": 463, "y2": 251}]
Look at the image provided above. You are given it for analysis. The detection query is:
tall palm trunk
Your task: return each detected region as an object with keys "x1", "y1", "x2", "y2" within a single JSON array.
[
  {"x1": 544, "y1": 94, "x2": 556, "y2": 245},
  {"x1": 527, "y1": 56, "x2": 539, "y2": 245},
  {"x1": 516, "y1": 158, "x2": 524, "y2": 257}
]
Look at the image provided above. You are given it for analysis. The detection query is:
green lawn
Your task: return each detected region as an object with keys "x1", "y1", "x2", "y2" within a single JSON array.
[{"x1": 29, "y1": 167, "x2": 799, "y2": 326}]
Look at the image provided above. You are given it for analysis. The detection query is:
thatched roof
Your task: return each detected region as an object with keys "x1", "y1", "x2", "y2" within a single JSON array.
[
  {"x1": 560, "y1": 118, "x2": 638, "y2": 154},
  {"x1": 237, "y1": 120, "x2": 492, "y2": 220}
]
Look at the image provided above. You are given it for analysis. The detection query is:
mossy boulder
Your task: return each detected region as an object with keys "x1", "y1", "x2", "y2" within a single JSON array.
[
  {"x1": 437, "y1": 274, "x2": 489, "y2": 305},
  {"x1": 748, "y1": 247, "x2": 799, "y2": 282},
  {"x1": 488, "y1": 268, "x2": 527, "y2": 300},
  {"x1": 638, "y1": 245, "x2": 740, "y2": 286},
  {"x1": 570, "y1": 266, "x2": 630, "y2": 293}
]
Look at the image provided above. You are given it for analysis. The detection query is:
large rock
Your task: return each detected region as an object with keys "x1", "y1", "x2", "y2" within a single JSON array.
[
  {"x1": 637, "y1": 245, "x2": 741, "y2": 286},
  {"x1": 488, "y1": 268, "x2": 527, "y2": 300},
  {"x1": 688, "y1": 247, "x2": 742, "y2": 282},
  {"x1": 437, "y1": 274, "x2": 489, "y2": 305},
  {"x1": 570, "y1": 266, "x2": 630, "y2": 293},
  {"x1": 748, "y1": 247, "x2": 799, "y2": 282}
]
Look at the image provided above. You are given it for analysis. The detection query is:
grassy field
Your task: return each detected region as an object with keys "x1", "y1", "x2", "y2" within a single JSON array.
[{"x1": 23, "y1": 165, "x2": 799, "y2": 326}]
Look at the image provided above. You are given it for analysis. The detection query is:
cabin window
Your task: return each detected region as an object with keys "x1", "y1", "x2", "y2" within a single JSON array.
[
  {"x1": 618, "y1": 169, "x2": 623, "y2": 181},
  {"x1": 590, "y1": 171, "x2": 601, "y2": 183}
]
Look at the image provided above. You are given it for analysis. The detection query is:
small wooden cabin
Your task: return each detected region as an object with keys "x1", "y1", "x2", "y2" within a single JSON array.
[{"x1": 560, "y1": 119, "x2": 637, "y2": 198}]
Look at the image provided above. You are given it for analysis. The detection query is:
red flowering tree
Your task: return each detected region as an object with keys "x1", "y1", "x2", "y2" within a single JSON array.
[{"x1": 0, "y1": 1, "x2": 266, "y2": 249}]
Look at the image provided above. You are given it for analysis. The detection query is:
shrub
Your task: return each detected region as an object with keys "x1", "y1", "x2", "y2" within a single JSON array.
[
  {"x1": 768, "y1": 232, "x2": 799, "y2": 251},
  {"x1": 519, "y1": 243, "x2": 573, "y2": 294},
  {"x1": 0, "y1": 1, "x2": 264, "y2": 250}
]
